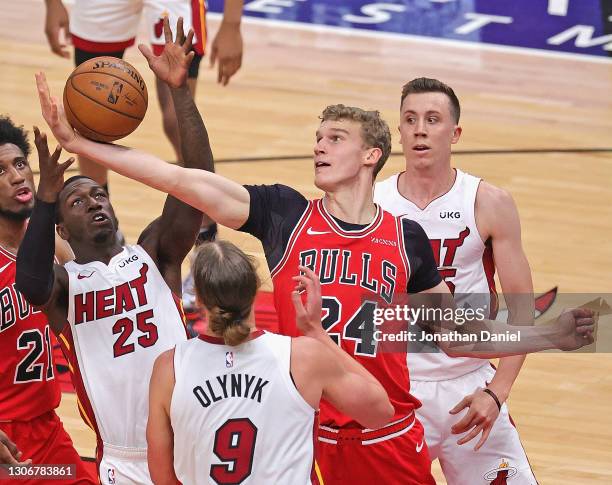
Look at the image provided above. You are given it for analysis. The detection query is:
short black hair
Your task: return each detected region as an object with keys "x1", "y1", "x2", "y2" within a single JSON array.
[
  {"x1": 55, "y1": 175, "x2": 97, "y2": 223},
  {"x1": 400, "y1": 78, "x2": 461, "y2": 124},
  {"x1": 0, "y1": 116, "x2": 30, "y2": 158}
]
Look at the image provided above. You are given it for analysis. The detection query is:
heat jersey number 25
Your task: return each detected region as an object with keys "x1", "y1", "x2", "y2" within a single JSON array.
[{"x1": 112, "y1": 309, "x2": 158, "y2": 358}]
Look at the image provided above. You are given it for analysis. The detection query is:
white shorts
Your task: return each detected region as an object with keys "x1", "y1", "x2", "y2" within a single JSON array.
[
  {"x1": 411, "y1": 364, "x2": 538, "y2": 485},
  {"x1": 70, "y1": 0, "x2": 206, "y2": 54},
  {"x1": 98, "y1": 442, "x2": 150, "y2": 485}
]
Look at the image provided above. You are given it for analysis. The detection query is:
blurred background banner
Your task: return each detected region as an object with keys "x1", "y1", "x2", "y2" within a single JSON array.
[{"x1": 209, "y1": 0, "x2": 612, "y2": 59}]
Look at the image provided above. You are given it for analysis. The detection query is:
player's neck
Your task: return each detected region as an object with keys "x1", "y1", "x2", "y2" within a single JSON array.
[
  {"x1": 323, "y1": 187, "x2": 377, "y2": 225},
  {"x1": 72, "y1": 240, "x2": 123, "y2": 265},
  {"x1": 0, "y1": 217, "x2": 27, "y2": 253},
  {"x1": 398, "y1": 164, "x2": 456, "y2": 209}
]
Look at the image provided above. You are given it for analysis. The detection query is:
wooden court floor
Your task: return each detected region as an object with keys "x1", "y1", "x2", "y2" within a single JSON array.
[{"x1": 2, "y1": 1, "x2": 612, "y2": 483}]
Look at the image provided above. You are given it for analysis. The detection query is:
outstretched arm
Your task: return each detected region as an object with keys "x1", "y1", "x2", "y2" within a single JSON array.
[
  {"x1": 35, "y1": 71, "x2": 250, "y2": 230},
  {"x1": 15, "y1": 127, "x2": 73, "y2": 334},
  {"x1": 418, "y1": 281, "x2": 595, "y2": 356}
]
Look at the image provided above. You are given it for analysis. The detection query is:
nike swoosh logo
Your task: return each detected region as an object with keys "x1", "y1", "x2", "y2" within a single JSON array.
[
  {"x1": 306, "y1": 227, "x2": 330, "y2": 236},
  {"x1": 416, "y1": 439, "x2": 424, "y2": 453},
  {"x1": 0, "y1": 261, "x2": 12, "y2": 273},
  {"x1": 77, "y1": 272, "x2": 94, "y2": 280}
]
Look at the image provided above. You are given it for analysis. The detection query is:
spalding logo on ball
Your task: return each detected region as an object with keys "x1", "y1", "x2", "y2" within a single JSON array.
[{"x1": 63, "y1": 56, "x2": 148, "y2": 142}]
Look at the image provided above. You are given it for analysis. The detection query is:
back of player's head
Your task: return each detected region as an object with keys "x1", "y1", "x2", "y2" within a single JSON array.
[
  {"x1": 0, "y1": 116, "x2": 30, "y2": 158},
  {"x1": 400, "y1": 78, "x2": 461, "y2": 124},
  {"x1": 192, "y1": 241, "x2": 260, "y2": 346},
  {"x1": 320, "y1": 104, "x2": 392, "y2": 179}
]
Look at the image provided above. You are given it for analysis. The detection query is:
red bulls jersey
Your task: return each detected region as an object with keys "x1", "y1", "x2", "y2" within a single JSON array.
[
  {"x1": 0, "y1": 246, "x2": 60, "y2": 421},
  {"x1": 271, "y1": 199, "x2": 417, "y2": 427}
]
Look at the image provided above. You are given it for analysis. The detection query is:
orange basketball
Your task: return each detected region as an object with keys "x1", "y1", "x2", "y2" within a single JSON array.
[{"x1": 63, "y1": 56, "x2": 148, "y2": 143}]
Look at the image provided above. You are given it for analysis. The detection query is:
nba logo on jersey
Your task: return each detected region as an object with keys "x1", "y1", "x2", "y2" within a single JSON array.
[
  {"x1": 225, "y1": 352, "x2": 233, "y2": 368},
  {"x1": 107, "y1": 467, "x2": 116, "y2": 484}
]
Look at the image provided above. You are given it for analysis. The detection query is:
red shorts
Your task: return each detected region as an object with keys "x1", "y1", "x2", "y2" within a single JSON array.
[
  {"x1": 317, "y1": 413, "x2": 436, "y2": 485},
  {"x1": 0, "y1": 411, "x2": 96, "y2": 484}
]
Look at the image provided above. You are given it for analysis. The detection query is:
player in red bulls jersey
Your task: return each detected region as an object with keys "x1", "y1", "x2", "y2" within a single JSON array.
[
  {"x1": 34, "y1": 21, "x2": 596, "y2": 482},
  {"x1": 374, "y1": 78, "x2": 537, "y2": 484},
  {"x1": 0, "y1": 116, "x2": 95, "y2": 482},
  {"x1": 18, "y1": 22, "x2": 214, "y2": 484}
]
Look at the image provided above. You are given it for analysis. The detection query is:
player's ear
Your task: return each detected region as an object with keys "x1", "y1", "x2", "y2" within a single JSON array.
[
  {"x1": 451, "y1": 125, "x2": 462, "y2": 144},
  {"x1": 56, "y1": 223, "x2": 69, "y2": 241},
  {"x1": 364, "y1": 147, "x2": 382, "y2": 167}
]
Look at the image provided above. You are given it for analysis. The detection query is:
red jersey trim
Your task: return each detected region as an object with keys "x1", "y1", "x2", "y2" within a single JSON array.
[
  {"x1": 57, "y1": 326, "x2": 101, "y2": 439},
  {"x1": 0, "y1": 245, "x2": 16, "y2": 261},
  {"x1": 171, "y1": 293, "x2": 190, "y2": 338},
  {"x1": 318, "y1": 412, "x2": 415, "y2": 446},
  {"x1": 71, "y1": 34, "x2": 135, "y2": 53},
  {"x1": 395, "y1": 216, "x2": 411, "y2": 286},
  {"x1": 482, "y1": 239, "x2": 499, "y2": 318},
  {"x1": 317, "y1": 199, "x2": 384, "y2": 238},
  {"x1": 198, "y1": 329, "x2": 265, "y2": 345},
  {"x1": 270, "y1": 201, "x2": 313, "y2": 278}
]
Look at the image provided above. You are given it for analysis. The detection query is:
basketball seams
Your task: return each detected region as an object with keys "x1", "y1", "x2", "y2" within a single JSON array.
[
  {"x1": 69, "y1": 65, "x2": 148, "y2": 105},
  {"x1": 65, "y1": 84, "x2": 136, "y2": 140},
  {"x1": 68, "y1": 75, "x2": 145, "y2": 122}
]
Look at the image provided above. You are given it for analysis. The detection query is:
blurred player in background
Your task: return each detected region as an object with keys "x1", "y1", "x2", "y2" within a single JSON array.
[
  {"x1": 44, "y1": 0, "x2": 243, "y2": 192},
  {"x1": 147, "y1": 243, "x2": 393, "y2": 484},
  {"x1": 375, "y1": 77, "x2": 537, "y2": 484},
  {"x1": 0, "y1": 116, "x2": 95, "y2": 482}
]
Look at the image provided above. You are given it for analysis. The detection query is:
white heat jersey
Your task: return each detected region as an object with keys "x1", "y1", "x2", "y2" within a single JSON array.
[
  {"x1": 171, "y1": 331, "x2": 318, "y2": 485},
  {"x1": 62, "y1": 245, "x2": 187, "y2": 449},
  {"x1": 374, "y1": 169, "x2": 497, "y2": 380}
]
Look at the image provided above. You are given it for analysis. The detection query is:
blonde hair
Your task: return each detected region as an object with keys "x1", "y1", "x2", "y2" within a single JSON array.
[
  {"x1": 320, "y1": 104, "x2": 392, "y2": 178},
  {"x1": 191, "y1": 241, "x2": 260, "y2": 346}
]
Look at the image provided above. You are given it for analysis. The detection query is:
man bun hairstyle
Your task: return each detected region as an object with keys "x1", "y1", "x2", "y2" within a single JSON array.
[
  {"x1": 400, "y1": 78, "x2": 461, "y2": 124},
  {"x1": 191, "y1": 241, "x2": 260, "y2": 346}
]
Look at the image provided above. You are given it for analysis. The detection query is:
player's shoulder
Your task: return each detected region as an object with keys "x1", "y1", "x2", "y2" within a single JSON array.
[
  {"x1": 291, "y1": 335, "x2": 327, "y2": 364},
  {"x1": 476, "y1": 180, "x2": 517, "y2": 213}
]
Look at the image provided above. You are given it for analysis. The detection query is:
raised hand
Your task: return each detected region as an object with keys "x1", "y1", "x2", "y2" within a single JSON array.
[
  {"x1": 33, "y1": 126, "x2": 75, "y2": 202},
  {"x1": 139, "y1": 16, "x2": 195, "y2": 89},
  {"x1": 291, "y1": 266, "x2": 324, "y2": 338},
  {"x1": 210, "y1": 21, "x2": 243, "y2": 86},
  {"x1": 35, "y1": 72, "x2": 80, "y2": 153}
]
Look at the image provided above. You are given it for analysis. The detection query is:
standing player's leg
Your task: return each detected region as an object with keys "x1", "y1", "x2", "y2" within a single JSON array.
[
  {"x1": 69, "y1": 0, "x2": 143, "y2": 191},
  {"x1": 147, "y1": 0, "x2": 214, "y2": 235}
]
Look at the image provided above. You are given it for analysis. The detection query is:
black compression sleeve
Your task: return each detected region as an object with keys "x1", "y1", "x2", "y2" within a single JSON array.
[{"x1": 15, "y1": 199, "x2": 57, "y2": 306}]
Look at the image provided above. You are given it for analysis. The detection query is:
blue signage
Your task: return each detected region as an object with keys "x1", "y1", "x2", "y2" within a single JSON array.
[{"x1": 208, "y1": 0, "x2": 612, "y2": 59}]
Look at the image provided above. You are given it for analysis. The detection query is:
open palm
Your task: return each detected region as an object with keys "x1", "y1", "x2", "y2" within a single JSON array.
[{"x1": 139, "y1": 16, "x2": 195, "y2": 89}]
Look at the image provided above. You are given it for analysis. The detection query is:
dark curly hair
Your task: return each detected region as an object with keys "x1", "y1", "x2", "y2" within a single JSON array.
[{"x1": 0, "y1": 116, "x2": 30, "y2": 158}]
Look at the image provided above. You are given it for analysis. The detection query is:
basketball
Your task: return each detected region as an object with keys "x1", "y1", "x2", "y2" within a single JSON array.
[{"x1": 63, "y1": 56, "x2": 148, "y2": 143}]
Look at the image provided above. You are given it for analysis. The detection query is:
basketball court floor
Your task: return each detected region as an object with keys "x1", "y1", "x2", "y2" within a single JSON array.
[{"x1": 1, "y1": 1, "x2": 611, "y2": 483}]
